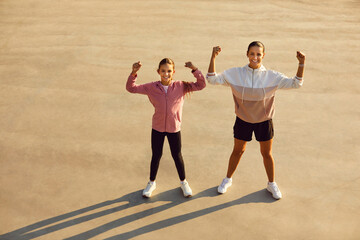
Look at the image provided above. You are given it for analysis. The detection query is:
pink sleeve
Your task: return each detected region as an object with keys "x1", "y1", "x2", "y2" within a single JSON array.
[
  {"x1": 126, "y1": 74, "x2": 151, "y2": 95},
  {"x1": 188, "y1": 69, "x2": 206, "y2": 91}
]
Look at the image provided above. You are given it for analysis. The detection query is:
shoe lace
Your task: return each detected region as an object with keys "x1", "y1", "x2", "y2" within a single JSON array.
[
  {"x1": 145, "y1": 182, "x2": 153, "y2": 191},
  {"x1": 221, "y1": 179, "x2": 228, "y2": 188},
  {"x1": 271, "y1": 184, "x2": 279, "y2": 192}
]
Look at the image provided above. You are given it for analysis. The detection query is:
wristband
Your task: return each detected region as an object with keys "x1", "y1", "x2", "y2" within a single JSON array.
[
  {"x1": 298, "y1": 63, "x2": 305, "y2": 67},
  {"x1": 295, "y1": 76, "x2": 302, "y2": 80}
]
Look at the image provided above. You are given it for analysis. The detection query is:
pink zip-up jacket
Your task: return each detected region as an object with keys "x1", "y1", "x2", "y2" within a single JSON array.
[{"x1": 126, "y1": 69, "x2": 206, "y2": 133}]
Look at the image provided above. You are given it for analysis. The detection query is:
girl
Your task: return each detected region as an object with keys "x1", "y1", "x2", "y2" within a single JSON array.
[
  {"x1": 207, "y1": 41, "x2": 305, "y2": 199},
  {"x1": 126, "y1": 58, "x2": 206, "y2": 198}
]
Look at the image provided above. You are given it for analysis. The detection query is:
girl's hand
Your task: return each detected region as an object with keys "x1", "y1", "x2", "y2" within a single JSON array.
[
  {"x1": 296, "y1": 51, "x2": 305, "y2": 64},
  {"x1": 185, "y1": 61, "x2": 197, "y2": 71},
  {"x1": 212, "y1": 46, "x2": 222, "y2": 58},
  {"x1": 132, "y1": 61, "x2": 142, "y2": 75}
]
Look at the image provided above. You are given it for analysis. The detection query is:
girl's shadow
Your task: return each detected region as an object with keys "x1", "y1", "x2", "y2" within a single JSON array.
[
  {"x1": 104, "y1": 188, "x2": 275, "y2": 240},
  {"x1": 0, "y1": 187, "x2": 275, "y2": 240}
]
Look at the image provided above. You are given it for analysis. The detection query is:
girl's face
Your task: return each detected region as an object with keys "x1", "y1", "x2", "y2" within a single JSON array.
[
  {"x1": 158, "y1": 63, "x2": 175, "y2": 85},
  {"x1": 247, "y1": 46, "x2": 265, "y2": 69}
]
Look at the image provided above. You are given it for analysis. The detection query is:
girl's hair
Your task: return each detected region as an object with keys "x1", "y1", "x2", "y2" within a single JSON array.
[
  {"x1": 158, "y1": 58, "x2": 193, "y2": 97},
  {"x1": 247, "y1": 41, "x2": 265, "y2": 53},
  {"x1": 158, "y1": 58, "x2": 175, "y2": 70},
  {"x1": 183, "y1": 81, "x2": 193, "y2": 96}
]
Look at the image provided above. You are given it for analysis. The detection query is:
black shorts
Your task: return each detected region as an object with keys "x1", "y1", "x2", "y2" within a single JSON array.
[{"x1": 233, "y1": 117, "x2": 274, "y2": 142}]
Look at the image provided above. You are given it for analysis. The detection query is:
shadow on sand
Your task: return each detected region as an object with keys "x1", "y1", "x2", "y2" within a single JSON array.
[{"x1": 0, "y1": 187, "x2": 275, "y2": 240}]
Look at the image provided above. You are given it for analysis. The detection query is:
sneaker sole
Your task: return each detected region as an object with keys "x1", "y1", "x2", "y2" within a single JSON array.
[
  {"x1": 266, "y1": 188, "x2": 281, "y2": 200},
  {"x1": 217, "y1": 189, "x2": 225, "y2": 194},
  {"x1": 218, "y1": 185, "x2": 231, "y2": 194},
  {"x1": 180, "y1": 185, "x2": 192, "y2": 198}
]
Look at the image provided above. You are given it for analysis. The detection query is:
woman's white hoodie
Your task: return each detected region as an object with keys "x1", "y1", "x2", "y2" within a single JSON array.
[{"x1": 206, "y1": 64, "x2": 303, "y2": 123}]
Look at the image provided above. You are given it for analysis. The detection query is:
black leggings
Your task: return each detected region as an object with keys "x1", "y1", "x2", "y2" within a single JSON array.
[{"x1": 150, "y1": 129, "x2": 186, "y2": 181}]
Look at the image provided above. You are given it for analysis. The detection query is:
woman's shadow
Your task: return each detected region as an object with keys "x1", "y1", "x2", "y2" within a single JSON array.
[{"x1": 0, "y1": 187, "x2": 275, "y2": 240}]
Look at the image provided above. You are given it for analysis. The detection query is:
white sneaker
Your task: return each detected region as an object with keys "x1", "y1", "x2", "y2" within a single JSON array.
[
  {"x1": 180, "y1": 180, "x2": 192, "y2": 198},
  {"x1": 218, "y1": 177, "x2": 232, "y2": 194},
  {"x1": 267, "y1": 182, "x2": 282, "y2": 200},
  {"x1": 142, "y1": 181, "x2": 156, "y2": 198}
]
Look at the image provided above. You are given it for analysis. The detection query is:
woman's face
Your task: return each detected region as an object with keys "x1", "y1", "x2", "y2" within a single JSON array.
[
  {"x1": 247, "y1": 46, "x2": 265, "y2": 69},
  {"x1": 158, "y1": 63, "x2": 175, "y2": 85}
]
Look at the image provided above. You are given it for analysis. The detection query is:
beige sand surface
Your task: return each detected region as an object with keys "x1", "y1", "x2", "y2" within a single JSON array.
[{"x1": 1, "y1": 0, "x2": 359, "y2": 239}]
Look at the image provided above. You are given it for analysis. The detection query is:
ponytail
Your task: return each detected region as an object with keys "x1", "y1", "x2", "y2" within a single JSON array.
[{"x1": 183, "y1": 81, "x2": 193, "y2": 97}]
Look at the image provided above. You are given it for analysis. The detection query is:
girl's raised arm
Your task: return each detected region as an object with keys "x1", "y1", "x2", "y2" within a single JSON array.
[
  {"x1": 183, "y1": 61, "x2": 206, "y2": 91},
  {"x1": 126, "y1": 61, "x2": 151, "y2": 95},
  {"x1": 131, "y1": 61, "x2": 142, "y2": 77}
]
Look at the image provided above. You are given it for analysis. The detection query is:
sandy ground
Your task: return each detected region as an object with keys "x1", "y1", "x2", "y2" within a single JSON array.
[{"x1": 1, "y1": 0, "x2": 360, "y2": 239}]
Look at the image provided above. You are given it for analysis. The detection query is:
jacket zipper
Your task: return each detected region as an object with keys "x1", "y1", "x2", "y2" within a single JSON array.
[
  {"x1": 158, "y1": 83, "x2": 168, "y2": 131},
  {"x1": 252, "y1": 68, "x2": 254, "y2": 88},
  {"x1": 165, "y1": 91, "x2": 167, "y2": 131}
]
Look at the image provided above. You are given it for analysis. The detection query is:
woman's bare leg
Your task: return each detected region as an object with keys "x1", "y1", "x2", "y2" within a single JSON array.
[
  {"x1": 226, "y1": 138, "x2": 247, "y2": 178},
  {"x1": 259, "y1": 139, "x2": 274, "y2": 182}
]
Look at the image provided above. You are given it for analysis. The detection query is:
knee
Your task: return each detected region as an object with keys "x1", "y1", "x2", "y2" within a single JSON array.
[
  {"x1": 261, "y1": 150, "x2": 272, "y2": 159},
  {"x1": 172, "y1": 152, "x2": 183, "y2": 162},
  {"x1": 152, "y1": 151, "x2": 163, "y2": 160},
  {"x1": 232, "y1": 148, "x2": 245, "y2": 158}
]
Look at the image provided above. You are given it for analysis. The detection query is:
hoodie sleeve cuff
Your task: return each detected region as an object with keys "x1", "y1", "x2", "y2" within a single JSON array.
[{"x1": 128, "y1": 74, "x2": 137, "y2": 79}]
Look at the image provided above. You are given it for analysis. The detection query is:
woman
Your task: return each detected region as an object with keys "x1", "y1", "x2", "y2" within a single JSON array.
[{"x1": 207, "y1": 41, "x2": 305, "y2": 199}]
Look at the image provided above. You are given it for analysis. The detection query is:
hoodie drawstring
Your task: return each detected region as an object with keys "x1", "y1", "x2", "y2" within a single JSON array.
[
  {"x1": 259, "y1": 78, "x2": 267, "y2": 117},
  {"x1": 241, "y1": 85, "x2": 245, "y2": 104}
]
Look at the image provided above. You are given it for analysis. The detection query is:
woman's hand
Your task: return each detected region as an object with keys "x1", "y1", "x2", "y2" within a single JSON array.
[
  {"x1": 208, "y1": 46, "x2": 221, "y2": 73},
  {"x1": 296, "y1": 51, "x2": 305, "y2": 64},
  {"x1": 212, "y1": 46, "x2": 222, "y2": 58},
  {"x1": 296, "y1": 51, "x2": 305, "y2": 79},
  {"x1": 185, "y1": 61, "x2": 197, "y2": 71},
  {"x1": 131, "y1": 61, "x2": 142, "y2": 76}
]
